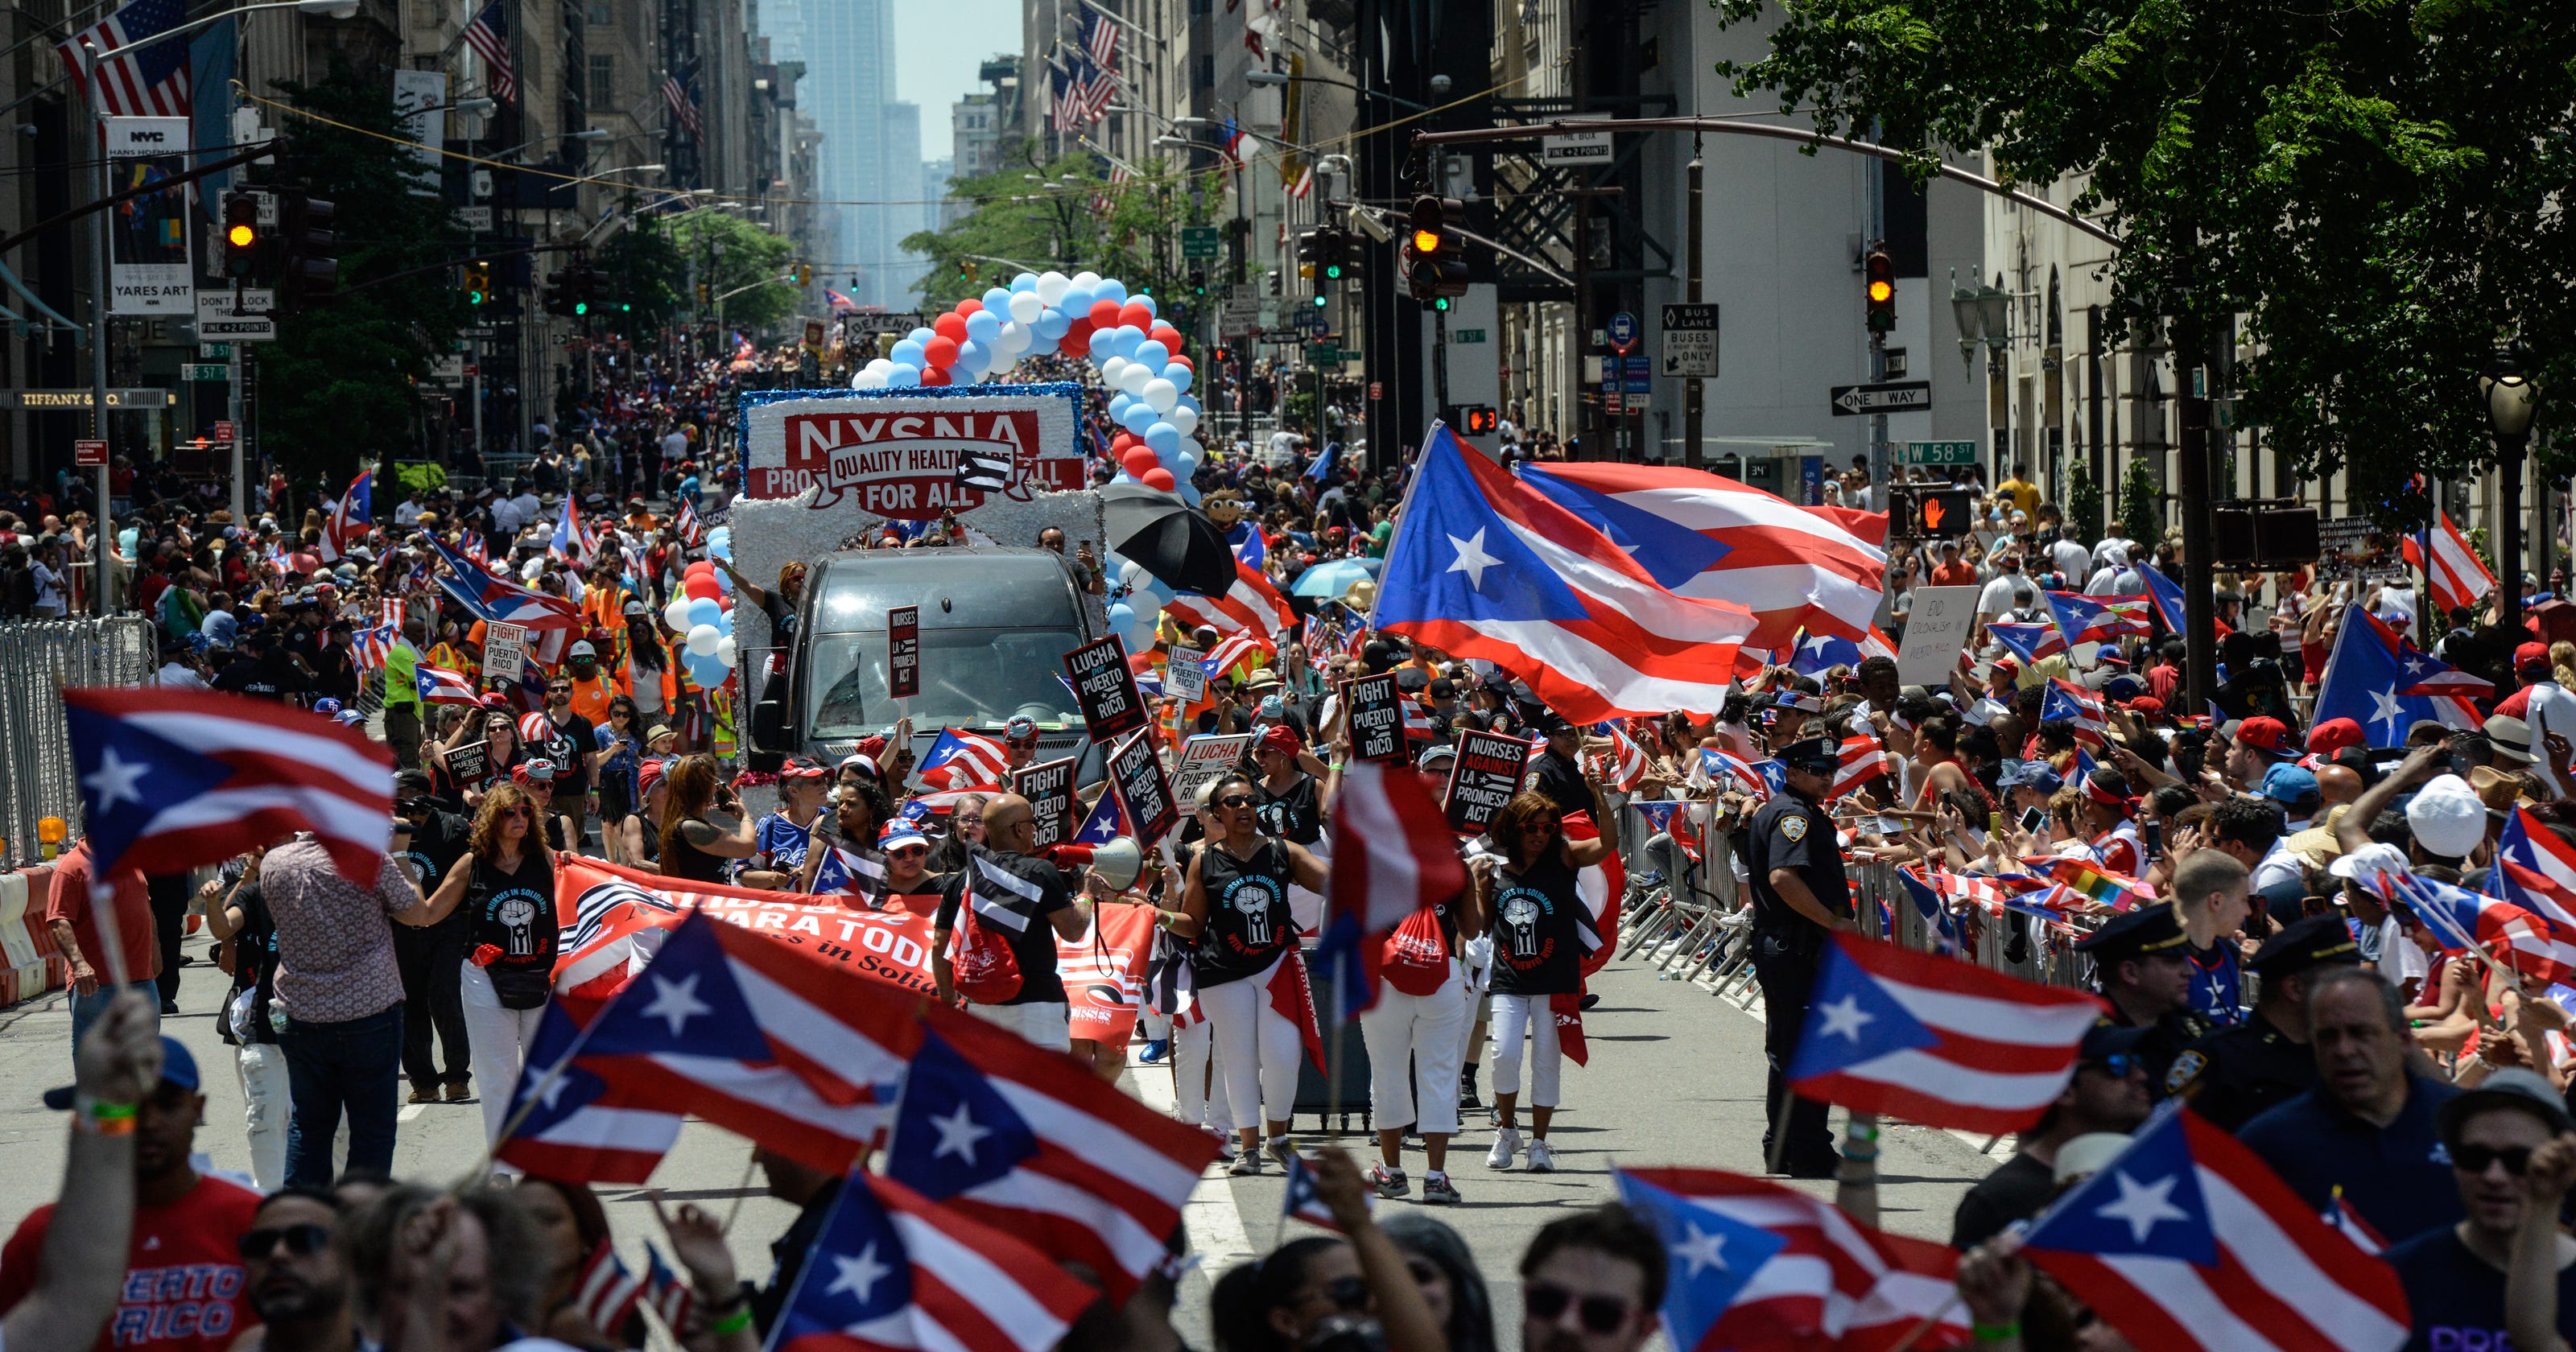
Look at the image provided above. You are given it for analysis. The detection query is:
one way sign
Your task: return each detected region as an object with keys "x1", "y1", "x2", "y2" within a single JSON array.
[{"x1": 1827, "y1": 380, "x2": 1932, "y2": 416}]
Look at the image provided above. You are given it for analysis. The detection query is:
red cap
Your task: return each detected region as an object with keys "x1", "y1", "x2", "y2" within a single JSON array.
[
  {"x1": 2235, "y1": 715, "x2": 2290, "y2": 752},
  {"x1": 854, "y1": 734, "x2": 891, "y2": 760},
  {"x1": 1991, "y1": 655, "x2": 2021, "y2": 674},
  {"x1": 2308, "y1": 717, "x2": 2366, "y2": 755},
  {"x1": 2126, "y1": 695, "x2": 2165, "y2": 715},
  {"x1": 2518, "y1": 641, "x2": 2552, "y2": 671},
  {"x1": 638, "y1": 758, "x2": 669, "y2": 796},
  {"x1": 1259, "y1": 723, "x2": 1302, "y2": 757}
]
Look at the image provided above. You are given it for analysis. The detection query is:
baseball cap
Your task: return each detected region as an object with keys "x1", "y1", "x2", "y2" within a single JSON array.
[
  {"x1": 2405, "y1": 773, "x2": 2490, "y2": 859},
  {"x1": 2000, "y1": 760, "x2": 2064, "y2": 794},
  {"x1": 43, "y1": 1035, "x2": 199, "y2": 1109},
  {"x1": 2234, "y1": 716, "x2": 2292, "y2": 755},
  {"x1": 2260, "y1": 763, "x2": 2321, "y2": 807},
  {"x1": 2438, "y1": 1067, "x2": 2576, "y2": 1147},
  {"x1": 512, "y1": 758, "x2": 557, "y2": 785},
  {"x1": 879, "y1": 821, "x2": 929, "y2": 852},
  {"x1": 2517, "y1": 641, "x2": 2552, "y2": 672},
  {"x1": 1417, "y1": 743, "x2": 1458, "y2": 771},
  {"x1": 2307, "y1": 718, "x2": 2366, "y2": 756},
  {"x1": 638, "y1": 758, "x2": 670, "y2": 797},
  {"x1": 518, "y1": 713, "x2": 553, "y2": 744},
  {"x1": 312, "y1": 698, "x2": 344, "y2": 716},
  {"x1": 780, "y1": 756, "x2": 830, "y2": 781}
]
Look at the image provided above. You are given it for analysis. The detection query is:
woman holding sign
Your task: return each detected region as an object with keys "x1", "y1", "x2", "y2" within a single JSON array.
[
  {"x1": 1476, "y1": 791, "x2": 1614, "y2": 1174},
  {"x1": 1174, "y1": 771, "x2": 1330, "y2": 1176}
]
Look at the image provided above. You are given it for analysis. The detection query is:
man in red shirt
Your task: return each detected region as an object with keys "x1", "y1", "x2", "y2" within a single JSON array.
[
  {"x1": 0, "y1": 1037, "x2": 265, "y2": 1352},
  {"x1": 47, "y1": 839, "x2": 161, "y2": 1057}
]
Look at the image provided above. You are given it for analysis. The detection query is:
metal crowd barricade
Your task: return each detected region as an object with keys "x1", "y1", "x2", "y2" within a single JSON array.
[{"x1": 0, "y1": 616, "x2": 155, "y2": 868}]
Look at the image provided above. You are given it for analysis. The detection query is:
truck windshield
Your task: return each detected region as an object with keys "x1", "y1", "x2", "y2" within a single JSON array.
[{"x1": 805, "y1": 628, "x2": 1088, "y2": 738}]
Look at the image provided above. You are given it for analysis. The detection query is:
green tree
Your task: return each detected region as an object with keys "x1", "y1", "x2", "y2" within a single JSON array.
[
  {"x1": 902, "y1": 142, "x2": 1216, "y2": 317},
  {"x1": 588, "y1": 214, "x2": 687, "y2": 341},
  {"x1": 1712, "y1": 0, "x2": 2576, "y2": 526},
  {"x1": 2117, "y1": 457, "x2": 2163, "y2": 551},
  {"x1": 668, "y1": 212, "x2": 799, "y2": 331},
  {"x1": 2065, "y1": 457, "x2": 2104, "y2": 542},
  {"x1": 255, "y1": 75, "x2": 473, "y2": 484}
]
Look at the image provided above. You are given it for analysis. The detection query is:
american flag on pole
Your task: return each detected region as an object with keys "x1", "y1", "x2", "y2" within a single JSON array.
[
  {"x1": 1080, "y1": 2, "x2": 1119, "y2": 68},
  {"x1": 1615, "y1": 1168, "x2": 1975, "y2": 1352},
  {"x1": 1789, "y1": 931, "x2": 2107, "y2": 1132},
  {"x1": 461, "y1": 0, "x2": 518, "y2": 104},
  {"x1": 1162, "y1": 557, "x2": 1296, "y2": 643},
  {"x1": 57, "y1": 0, "x2": 192, "y2": 118},
  {"x1": 1079, "y1": 55, "x2": 1113, "y2": 121},
  {"x1": 2020, "y1": 1104, "x2": 2409, "y2": 1352},
  {"x1": 63, "y1": 687, "x2": 394, "y2": 884},
  {"x1": 661, "y1": 69, "x2": 703, "y2": 138},
  {"x1": 2401, "y1": 509, "x2": 2497, "y2": 616},
  {"x1": 770, "y1": 1171, "x2": 1098, "y2": 1352},
  {"x1": 1049, "y1": 64, "x2": 1080, "y2": 130}
]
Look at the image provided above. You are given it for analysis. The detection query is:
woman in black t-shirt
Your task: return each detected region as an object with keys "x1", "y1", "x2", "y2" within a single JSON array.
[
  {"x1": 1174, "y1": 773, "x2": 1328, "y2": 1176},
  {"x1": 1474, "y1": 790, "x2": 1612, "y2": 1175},
  {"x1": 422, "y1": 783, "x2": 562, "y2": 1152}
]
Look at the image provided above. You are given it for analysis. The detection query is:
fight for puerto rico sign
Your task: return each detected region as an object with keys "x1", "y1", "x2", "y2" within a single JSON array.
[{"x1": 738, "y1": 383, "x2": 1087, "y2": 521}]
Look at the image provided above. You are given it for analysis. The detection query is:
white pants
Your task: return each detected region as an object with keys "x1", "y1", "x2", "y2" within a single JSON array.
[
  {"x1": 1359, "y1": 966, "x2": 1469, "y2": 1136},
  {"x1": 236, "y1": 1043, "x2": 291, "y2": 1191},
  {"x1": 1489, "y1": 991, "x2": 1563, "y2": 1107},
  {"x1": 1199, "y1": 965, "x2": 1303, "y2": 1131},
  {"x1": 968, "y1": 1000, "x2": 1071, "y2": 1051},
  {"x1": 461, "y1": 963, "x2": 549, "y2": 1147},
  {"x1": 1171, "y1": 1016, "x2": 1234, "y2": 1130}
]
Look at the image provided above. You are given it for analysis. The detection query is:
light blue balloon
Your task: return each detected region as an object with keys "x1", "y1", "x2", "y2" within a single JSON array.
[
  {"x1": 980, "y1": 286, "x2": 1012, "y2": 311},
  {"x1": 890, "y1": 339, "x2": 925, "y2": 366},
  {"x1": 1104, "y1": 324, "x2": 1141, "y2": 360},
  {"x1": 957, "y1": 338, "x2": 990, "y2": 372},
  {"x1": 1058, "y1": 286, "x2": 1093, "y2": 316},
  {"x1": 907, "y1": 327, "x2": 935, "y2": 344},
  {"x1": 1177, "y1": 394, "x2": 1202, "y2": 415},
  {"x1": 712, "y1": 569, "x2": 733, "y2": 595},
  {"x1": 1010, "y1": 272, "x2": 1038, "y2": 293},
  {"x1": 1033, "y1": 307, "x2": 1071, "y2": 340},
  {"x1": 1177, "y1": 482, "x2": 1201, "y2": 506},
  {"x1": 1133, "y1": 340, "x2": 1170, "y2": 369},
  {"x1": 1088, "y1": 328, "x2": 1120, "y2": 362},
  {"x1": 687, "y1": 597, "x2": 722, "y2": 629},
  {"x1": 1095, "y1": 278, "x2": 1127, "y2": 304},
  {"x1": 1176, "y1": 449, "x2": 1199, "y2": 477},
  {"x1": 1108, "y1": 391, "x2": 1134, "y2": 419},
  {"x1": 1166, "y1": 364, "x2": 1194, "y2": 394},
  {"x1": 965, "y1": 310, "x2": 1001, "y2": 343},
  {"x1": 888, "y1": 362, "x2": 921, "y2": 387},
  {"x1": 1134, "y1": 294, "x2": 1158, "y2": 319},
  {"x1": 1144, "y1": 422, "x2": 1181, "y2": 455},
  {"x1": 1119, "y1": 402, "x2": 1158, "y2": 434},
  {"x1": 1106, "y1": 601, "x2": 1133, "y2": 630}
]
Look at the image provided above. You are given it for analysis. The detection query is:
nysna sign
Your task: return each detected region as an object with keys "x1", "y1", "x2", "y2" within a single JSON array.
[{"x1": 739, "y1": 384, "x2": 1086, "y2": 520}]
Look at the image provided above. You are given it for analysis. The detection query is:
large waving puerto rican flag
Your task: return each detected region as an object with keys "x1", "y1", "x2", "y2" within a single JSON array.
[
  {"x1": 1372, "y1": 425, "x2": 1757, "y2": 723},
  {"x1": 1790, "y1": 932, "x2": 2106, "y2": 1132},
  {"x1": 1315, "y1": 760, "x2": 1468, "y2": 1021},
  {"x1": 1616, "y1": 1168, "x2": 1973, "y2": 1352},
  {"x1": 2313, "y1": 605, "x2": 2482, "y2": 746},
  {"x1": 1162, "y1": 557, "x2": 1295, "y2": 644},
  {"x1": 1516, "y1": 460, "x2": 1888, "y2": 653},
  {"x1": 2021, "y1": 1104, "x2": 2409, "y2": 1352},
  {"x1": 496, "y1": 1002, "x2": 683, "y2": 1183},
  {"x1": 2401, "y1": 509, "x2": 2496, "y2": 617},
  {"x1": 2384, "y1": 867, "x2": 2576, "y2": 987},
  {"x1": 429, "y1": 534, "x2": 583, "y2": 632},
  {"x1": 417, "y1": 664, "x2": 480, "y2": 706},
  {"x1": 318, "y1": 472, "x2": 371, "y2": 564},
  {"x1": 771, "y1": 1170, "x2": 1097, "y2": 1352},
  {"x1": 2496, "y1": 808, "x2": 2576, "y2": 930},
  {"x1": 2046, "y1": 591, "x2": 2152, "y2": 646}
]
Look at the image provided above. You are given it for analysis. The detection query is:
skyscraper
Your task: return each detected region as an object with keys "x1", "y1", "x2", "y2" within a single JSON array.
[{"x1": 782, "y1": 0, "x2": 924, "y2": 308}]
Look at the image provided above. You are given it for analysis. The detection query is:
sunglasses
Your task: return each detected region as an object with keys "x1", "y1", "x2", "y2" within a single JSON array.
[
  {"x1": 2455, "y1": 1144, "x2": 2537, "y2": 1176},
  {"x1": 2083, "y1": 1053, "x2": 2142, "y2": 1080},
  {"x1": 239, "y1": 1224, "x2": 332, "y2": 1260},
  {"x1": 889, "y1": 845, "x2": 929, "y2": 859},
  {"x1": 1525, "y1": 1283, "x2": 1633, "y2": 1335},
  {"x1": 1217, "y1": 793, "x2": 1254, "y2": 810},
  {"x1": 502, "y1": 807, "x2": 530, "y2": 822}
]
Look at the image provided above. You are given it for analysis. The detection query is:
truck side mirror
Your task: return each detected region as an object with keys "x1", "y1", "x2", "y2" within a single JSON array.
[{"x1": 745, "y1": 646, "x2": 792, "y2": 769}]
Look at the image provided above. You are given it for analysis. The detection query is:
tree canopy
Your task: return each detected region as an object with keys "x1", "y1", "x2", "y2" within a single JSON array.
[{"x1": 902, "y1": 140, "x2": 1220, "y2": 324}]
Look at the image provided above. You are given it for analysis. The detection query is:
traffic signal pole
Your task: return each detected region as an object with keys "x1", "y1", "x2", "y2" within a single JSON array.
[
  {"x1": 1684, "y1": 150, "x2": 1703, "y2": 472},
  {"x1": 80, "y1": 43, "x2": 111, "y2": 616}
]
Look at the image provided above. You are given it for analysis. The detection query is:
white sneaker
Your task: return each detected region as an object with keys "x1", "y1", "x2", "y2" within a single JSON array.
[
  {"x1": 1486, "y1": 1127, "x2": 1522, "y2": 1170},
  {"x1": 1525, "y1": 1139, "x2": 1558, "y2": 1173}
]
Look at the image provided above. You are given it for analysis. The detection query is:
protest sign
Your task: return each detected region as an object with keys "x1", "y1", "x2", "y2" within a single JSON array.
[
  {"x1": 1344, "y1": 673, "x2": 1406, "y2": 763},
  {"x1": 1108, "y1": 728, "x2": 1178, "y2": 843},
  {"x1": 1446, "y1": 728, "x2": 1535, "y2": 833},
  {"x1": 1011, "y1": 755, "x2": 1077, "y2": 847},
  {"x1": 1170, "y1": 733, "x2": 1253, "y2": 807},
  {"x1": 1063, "y1": 634, "x2": 1147, "y2": 742},
  {"x1": 888, "y1": 605, "x2": 919, "y2": 699}
]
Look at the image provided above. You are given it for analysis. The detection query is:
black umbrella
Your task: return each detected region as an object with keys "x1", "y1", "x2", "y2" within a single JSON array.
[{"x1": 1099, "y1": 483, "x2": 1238, "y2": 597}]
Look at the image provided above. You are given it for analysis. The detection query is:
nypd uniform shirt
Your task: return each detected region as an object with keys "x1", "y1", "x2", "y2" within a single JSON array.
[
  {"x1": 1744, "y1": 793, "x2": 1851, "y2": 934},
  {"x1": 2167, "y1": 1011, "x2": 2317, "y2": 1132}
]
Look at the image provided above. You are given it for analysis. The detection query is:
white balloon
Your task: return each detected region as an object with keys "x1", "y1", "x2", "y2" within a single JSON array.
[
  {"x1": 1006, "y1": 291, "x2": 1042, "y2": 325},
  {"x1": 1071, "y1": 270, "x2": 1102, "y2": 291},
  {"x1": 866, "y1": 357, "x2": 893, "y2": 373},
  {"x1": 853, "y1": 371, "x2": 888, "y2": 390},
  {"x1": 1169, "y1": 405, "x2": 1199, "y2": 437},
  {"x1": 1035, "y1": 271, "x2": 1071, "y2": 306},
  {"x1": 1141, "y1": 377, "x2": 1179, "y2": 414},
  {"x1": 1100, "y1": 356, "x2": 1129, "y2": 386},
  {"x1": 663, "y1": 599, "x2": 694, "y2": 633},
  {"x1": 686, "y1": 624, "x2": 722, "y2": 657},
  {"x1": 1183, "y1": 436, "x2": 1207, "y2": 462},
  {"x1": 716, "y1": 636, "x2": 739, "y2": 667},
  {"x1": 1116, "y1": 362, "x2": 1154, "y2": 395},
  {"x1": 995, "y1": 320, "x2": 1030, "y2": 354}
]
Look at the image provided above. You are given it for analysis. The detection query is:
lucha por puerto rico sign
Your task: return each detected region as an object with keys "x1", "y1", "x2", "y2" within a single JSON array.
[{"x1": 740, "y1": 385, "x2": 1086, "y2": 520}]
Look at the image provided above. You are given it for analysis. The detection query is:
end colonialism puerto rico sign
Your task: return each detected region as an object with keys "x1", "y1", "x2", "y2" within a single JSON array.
[{"x1": 741, "y1": 386, "x2": 1086, "y2": 520}]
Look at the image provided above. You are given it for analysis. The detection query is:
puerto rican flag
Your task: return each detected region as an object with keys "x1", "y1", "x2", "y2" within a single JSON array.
[
  {"x1": 568, "y1": 1240, "x2": 647, "y2": 1338},
  {"x1": 1163, "y1": 558, "x2": 1296, "y2": 644},
  {"x1": 771, "y1": 1170, "x2": 1098, "y2": 1352},
  {"x1": 1988, "y1": 620, "x2": 2070, "y2": 666},
  {"x1": 1831, "y1": 731, "x2": 1889, "y2": 798},
  {"x1": 1893, "y1": 867, "x2": 1965, "y2": 954},
  {"x1": 62, "y1": 686, "x2": 394, "y2": 884},
  {"x1": 1201, "y1": 631, "x2": 1274, "y2": 682},
  {"x1": 1515, "y1": 460, "x2": 1888, "y2": 655},
  {"x1": 2046, "y1": 591, "x2": 2152, "y2": 646},
  {"x1": 351, "y1": 622, "x2": 396, "y2": 672},
  {"x1": 430, "y1": 534, "x2": 583, "y2": 633},
  {"x1": 318, "y1": 472, "x2": 371, "y2": 564},
  {"x1": 2401, "y1": 509, "x2": 2496, "y2": 617},
  {"x1": 2384, "y1": 867, "x2": 2576, "y2": 987},
  {"x1": 550, "y1": 494, "x2": 597, "y2": 567},
  {"x1": 2139, "y1": 561, "x2": 2223, "y2": 638},
  {"x1": 1588, "y1": 721, "x2": 1649, "y2": 791},
  {"x1": 1790, "y1": 932, "x2": 2107, "y2": 1132},
  {"x1": 2041, "y1": 678, "x2": 2109, "y2": 746},
  {"x1": 2313, "y1": 605, "x2": 2481, "y2": 746},
  {"x1": 1616, "y1": 1168, "x2": 1973, "y2": 1352},
  {"x1": 2496, "y1": 808, "x2": 2576, "y2": 930},
  {"x1": 914, "y1": 728, "x2": 1012, "y2": 793},
  {"x1": 2021, "y1": 1104, "x2": 2409, "y2": 1352},
  {"x1": 1699, "y1": 748, "x2": 1777, "y2": 800},
  {"x1": 884, "y1": 1005, "x2": 1224, "y2": 1301},
  {"x1": 1314, "y1": 760, "x2": 1468, "y2": 1021},
  {"x1": 1786, "y1": 626, "x2": 1893, "y2": 677},
  {"x1": 569, "y1": 910, "x2": 914, "y2": 1174},
  {"x1": 2363, "y1": 608, "x2": 2492, "y2": 703},
  {"x1": 811, "y1": 844, "x2": 887, "y2": 900},
  {"x1": 674, "y1": 498, "x2": 704, "y2": 548},
  {"x1": 417, "y1": 665, "x2": 479, "y2": 706},
  {"x1": 496, "y1": 1002, "x2": 683, "y2": 1183},
  {"x1": 1373, "y1": 426, "x2": 1758, "y2": 724}
]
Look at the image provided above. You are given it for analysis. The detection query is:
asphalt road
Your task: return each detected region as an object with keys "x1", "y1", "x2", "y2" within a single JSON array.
[{"x1": 0, "y1": 925, "x2": 2004, "y2": 1351}]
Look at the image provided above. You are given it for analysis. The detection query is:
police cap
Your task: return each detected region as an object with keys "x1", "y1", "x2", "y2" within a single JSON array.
[
  {"x1": 1776, "y1": 736, "x2": 1840, "y2": 773},
  {"x1": 2072, "y1": 903, "x2": 2190, "y2": 962}
]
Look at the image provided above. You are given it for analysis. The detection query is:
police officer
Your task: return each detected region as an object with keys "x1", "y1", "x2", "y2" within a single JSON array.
[
  {"x1": 1744, "y1": 736, "x2": 1852, "y2": 1177},
  {"x1": 2071, "y1": 904, "x2": 2208, "y2": 1095},
  {"x1": 2167, "y1": 913, "x2": 2360, "y2": 1131}
]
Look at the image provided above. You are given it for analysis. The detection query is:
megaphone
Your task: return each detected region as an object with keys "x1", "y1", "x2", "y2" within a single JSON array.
[{"x1": 1089, "y1": 837, "x2": 1144, "y2": 891}]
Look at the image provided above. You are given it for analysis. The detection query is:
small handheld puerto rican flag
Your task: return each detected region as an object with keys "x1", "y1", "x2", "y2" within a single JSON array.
[
  {"x1": 1280, "y1": 1151, "x2": 1365, "y2": 1235},
  {"x1": 956, "y1": 447, "x2": 1014, "y2": 493},
  {"x1": 640, "y1": 1245, "x2": 695, "y2": 1330}
]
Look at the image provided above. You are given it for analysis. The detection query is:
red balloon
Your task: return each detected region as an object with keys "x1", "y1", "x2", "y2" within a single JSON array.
[
  {"x1": 923, "y1": 336, "x2": 960, "y2": 368},
  {"x1": 684, "y1": 576, "x2": 720, "y2": 600},
  {"x1": 1140, "y1": 467, "x2": 1177, "y2": 491},
  {"x1": 1150, "y1": 324, "x2": 1183, "y2": 348},
  {"x1": 1064, "y1": 317, "x2": 1095, "y2": 344},
  {"x1": 919, "y1": 366, "x2": 951, "y2": 386},
  {"x1": 933, "y1": 313, "x2": 968, "y2": 342},
  {"x1": 1118, "y1": 302, "x2": 1154, "y2": 332},
  {"x1": 1058, "y1": 332, "x2": 1088, "y2": 357},
  {"x1": 684, "y1": 561, "x2": 714, "y2": 577},
  {"x1": 1121, "y1": 447, "x2": 1158, "y2": 478},
  {"x1": 955, "y1": 299, "x2": 983, "y2": 316},
  {"x1": 1165, "y1": 354, "x2": 1194, "y2": 373},
  {"x1": 1088, "y1": 299, "x2": 1122, "y2": 330}
]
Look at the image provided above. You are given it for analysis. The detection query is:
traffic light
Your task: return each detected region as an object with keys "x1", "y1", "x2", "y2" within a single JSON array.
[
  {"x1": 795, "y1": 263, "x2": 812, "y2": 286},
  {"x1": 1443, "y1": 404, "x2": 1498, "y2": 435},
  {"x1": 543, "y1": 270, "x2": 572, "y2": 316},
  {"x1": 1864, "y1": 247, "x2": 1894, "y2": 333},
  {"x1": 1187, "y1": 267, "x2": 1206, "y2": 296},
  {"x1": 276, "y1": 192, "x2": 337, "y2": 306},
  {"x1": 1320, "y1": 229, "x2": 1353, "y2": 282},
  {"x1": 1402, "y1": 196, "x2": 1468, "y2": 303},
  {"x1": 221, "y1": 192, "x2": 262, "y2": 278},
  {"x1": 571, "y1": 269, "x2": 594, "y2": 316},
  {"x1": 1892, "y1": 484, "x2": 1973, "y2": 538},
  {"x1": 462, "y1": 260, "x2": 492, "y2": 306}
]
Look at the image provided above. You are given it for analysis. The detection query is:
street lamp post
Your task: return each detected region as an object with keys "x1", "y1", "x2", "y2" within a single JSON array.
[{"x1": 2483, "y1": 342, "x2": 2540, "y2": 635}]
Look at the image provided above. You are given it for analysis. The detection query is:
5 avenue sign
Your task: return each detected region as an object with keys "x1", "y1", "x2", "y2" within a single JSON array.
[{"x1": 1828, "y1": 380, "x2": 1933, "y2": 416}]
